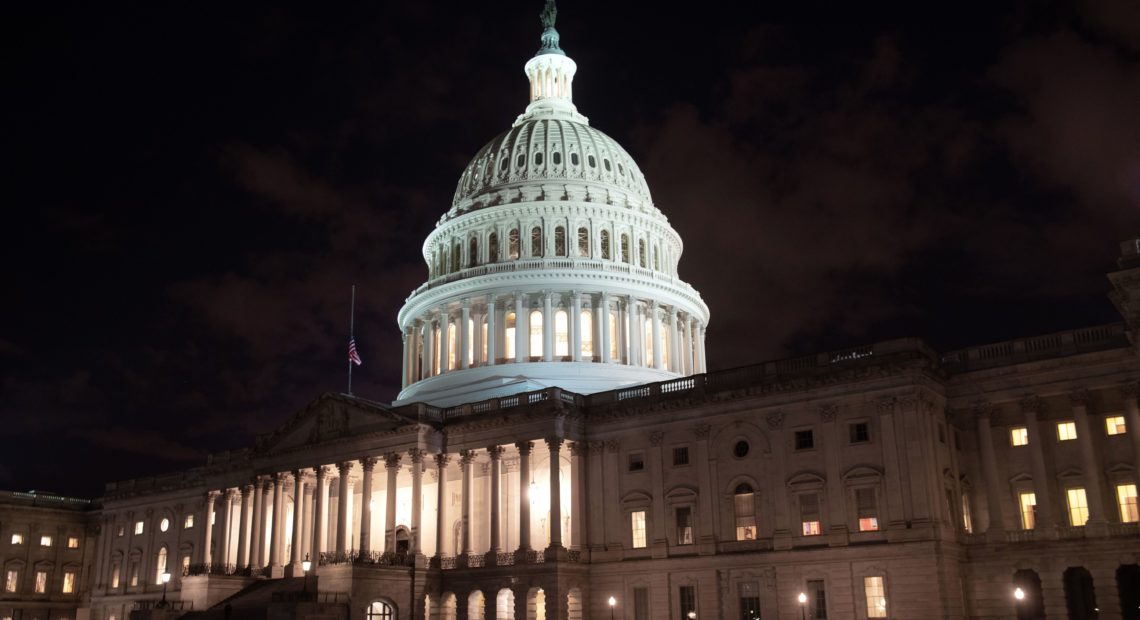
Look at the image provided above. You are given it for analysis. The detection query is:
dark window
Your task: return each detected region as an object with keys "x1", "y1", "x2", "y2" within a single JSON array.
[
  {"x1": 489, "y1": 232, "x2": 499, "y2": 263},
  {"x1": 954, "y1": 430, "x2": 962, "y2": 451},
  {"x1": 534, "y1": 152, "x2": 543, "y2": 165},
  {"x1": 633, "y1": 587, "x2": 649, "y2": 620},
  {"x1": 604, "y1": 158, "x2": 612, "y2": 172},
  {"x1": 601, "y1": 230, "x2": 611, "y2": 260},
  {"x1": 500, "y1": 156, "x2": 509, "y2": 171},
  {"x1": 795, "y1": 430, "x2": 814, "y2": 450},
  {"x1": 552, "y1": 151, "x2": 561, "y2": 165},
  {"x1": 673, "y1": 446, "x2": 689, "y2": 466},
  {"x1": 588, "y1": 154, "x2": 596, "y2": 168},
  {"x1": 807, "y1": 580, "x2": 827, "y2": 618},
  {"x1": 508, "y1": 228, "x2": 520, "y2": 259},
  {"x1": 675, "y1": 506, "x2": 693, "y2": 544},
  {"x1": 618, "y1": 162, "x2": 625, "y2": 176},
  {"x1": 733, "y1": 440, "x2": 750, "y2": 458},
  {"x1": 679, "y1": 586, "x2": 697, "y2": 619},
  {"x1": 628, "y1": 452, "x2": 645, "y2": 472},
  {"x1": 739, "y1": 581, "x2": 761, "y2": 620},
  {"x1": 577, "y1": 227, "x2": 589, "y2": 257},
  {"x1": 849, "y1": 422, "x2": 870, "y2": 443},
  {"x1": 571, "y1": 152, "x2": 580, "y2": 166},
  {"x1": 517, "y1": 153, "x2": 526, "y2": 167},
  {"x1": 554, "y1": 226, "x2": 566, "y2": 256},
  {"x1": 531, "y1": 226, "x2": 542, "y2": 257}
]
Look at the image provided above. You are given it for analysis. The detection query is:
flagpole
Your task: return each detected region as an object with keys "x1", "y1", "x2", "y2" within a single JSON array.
[{"x1": 348, "y1": 284, "x2": 355, "y2": 396}]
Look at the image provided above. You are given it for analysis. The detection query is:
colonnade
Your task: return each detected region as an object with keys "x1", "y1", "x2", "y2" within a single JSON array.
[{"x1": 401, "y1": 291, "x2": 706, "y2": 388}]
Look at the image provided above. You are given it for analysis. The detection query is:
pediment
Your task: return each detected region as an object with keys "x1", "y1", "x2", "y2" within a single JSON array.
[{"x1": 255, "y1": 392, "x2": 412, "y2": 454}]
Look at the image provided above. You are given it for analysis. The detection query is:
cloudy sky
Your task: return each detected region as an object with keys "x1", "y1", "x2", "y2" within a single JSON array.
[{"x1": 5, "y1": 1, "x2": 1138, "y2": 497}]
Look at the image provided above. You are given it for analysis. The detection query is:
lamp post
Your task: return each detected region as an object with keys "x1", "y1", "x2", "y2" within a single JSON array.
[
  {"x1": 1014, "y1": 586, "x2": 1025, "y2": 617},
  {"x1": 798, "y1": 592, "x2": 808, "y2": 620},
  {"x1": 302, "y1": 556, "x2": 312, "y2": 596},
  {"x1": 159, "y1": 572, "x2": 171, "y2": 607},
  {"x1": 687, "y1": 612, "x2": 697, "y2": 619},
  {"x1": 608, "y1": 596, "x2": 616, "y2": 620}
]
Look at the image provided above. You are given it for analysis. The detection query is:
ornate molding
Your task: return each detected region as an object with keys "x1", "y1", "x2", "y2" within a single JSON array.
[
  {"x1": 972, "y1": 400, "x2": 994, "y2": 418},
  {"x1": 516, "y1": 441, "x2": 534, "y2": 456},
  {"x1": 1019, "y1": 394, "x2": 1045, "y2": 415},
  {"x1": 568, "y1": 441, "x2": 585, "y2": 457},
  {"x1": 486, "y1": 445, "x2": 505, "y2": 460},
  {"x1": 876, "y1": 397, "x2": 896, "y2": 414},
  {"x1": 649, "y1": 431, "x2": 665, "y2": 447},
  {"x1": 819, "y1": 404, "x2": 838, "y2": 422},
  {"x1": 434, "y1": 453, "x2": 451, "y2": 468},
  {"x1": 458, "y1": 449, "x2": 477, "y2": 466},
  {"x1": 545, "y1": 436, "x2": 563, "y2": 451},
  {"x1": 1068, "y1": 388, "x2": 1092, "y2": 407},
  {"x1": 409, "y1": 448, "x2": 426, "y2": 464},
  {"x1": 766, "y1": 411, "x2": 784, "y2": 430},
  {"x1": 606, "y1": 439, "x2": 621, "y2": 453},
  {"x1": 692, "y1": 424, "x2": 711, "y2": 439}
]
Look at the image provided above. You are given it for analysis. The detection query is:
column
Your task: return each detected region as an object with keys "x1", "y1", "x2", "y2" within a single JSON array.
[
  {"x1": 382, "y1": 454, "x2": 399, "y2": 553},
  {"x1": 460, "y1": 299, "x2": 471, "y2": 369},
  {"x1": 626, "y1": 296, "x2": 638, "y2": 365},
  {"x1": 290, "y1": 471, "x2": 306, "y2": 569},
  {"x1": 669, "y1": 308, "x2": 680, "y2": 372},
  {"x1": 651, "y1": 301, "x2": 663, "y2": 370},
  {"x1": 599, "y1": 293, "x2": 611, "y2": 364},
  {"x1": 268, "y1": 474, "x2": 283, "y2": 568},
  {"x1": 546, "y1": 437, "x2": 565, "y2": 552},
  {"x1": 401, "y1": 327, "x2": 410, "y2": 388},
  {"x1": 486, "y1": 294, "x2": 497, "y2": 366},
  {"x1": 1070, "y1": 389, "x2": 1107, "y2": 528},
  {"x1": 422, "y1": 319, "x2": 434, "y2": 378},
  {"x1": 542, "y1": 291, "x2": 554, "y2": 361},
  {"x1": 697, "y1": 324, "x2": 707, "y2": 372},
  {"x1": 515, "y1": 292, "x2": 526, "y2": 363},
  {"x1": 487, "y1": 446, "x2": 504, "y2": 560},
  {"x1": 688, "y1": 318, "x2": 698, "y2": 373},
  {"x1": 302, "y1": 478, "x2": 314, "y2": 561},
  {"x1": 356, "y1": 457, "x2": 374, "y2": 554},
  {"x1": 434, "y1": 453, "x2": 451, "y2": 559},
  {"x1": 439, "y1": 303, "x2": 450, "y2": 373},
  {"x1": 974, "y1": 403, "x2": 1006, "y2": 536},
  {"x1": 570, "y1": 291, "x2": 581, "y2": 362},
  {"x1": 1021, "y1": 396, "x2": 1056, "y2": 532},
  {"x1": 516, "y1": 441, "x2": 533, "y2": 553},
  {"x1": 336, "y1": 462, "x2": 351, "y2": 556},
  {"x1": 410, "y1": 449, "x2": 425, "y2": 555},
  {"x1": 681, "y1": 315, "x2": 692, "y2": 374},
  {"x1": 459, "y1": 450, "x2": 475, "y2": 557},
  {"x1": 202, "y1": 491, "x2": 218, "y2": 566},
  {"x1": 569, "y1": 442, "x2": 585, "y2": 549},
  {"x1": 311, "y1": 466, "x2": 328, "y2": 561},
  {"x1": 1125, "y1": 384, "x2": 1140, "y2": 481},
  {"x1": 237, "y1": 484, "x2": 252, "y2": 568},
  {"x1": 218, "y1": 489, "x2": 235, "y2": 568},
  {"x1": 250, "y1": 479, "x2": 266, "y2": 568}
]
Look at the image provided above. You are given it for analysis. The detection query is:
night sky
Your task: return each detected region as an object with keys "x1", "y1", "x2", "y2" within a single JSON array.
[{"x1": 6, "y1": 2, "x2": 1139, "y2": 498}]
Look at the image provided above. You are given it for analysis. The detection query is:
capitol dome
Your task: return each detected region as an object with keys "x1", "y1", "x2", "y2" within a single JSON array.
[{"x1": 394, "y1": 6, "x2": 709, "y2": 406}]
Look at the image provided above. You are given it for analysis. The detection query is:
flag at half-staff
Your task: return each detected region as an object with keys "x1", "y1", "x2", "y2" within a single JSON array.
[{"x1": 348, "y1": 338, "x2": 363, "y2": 366}]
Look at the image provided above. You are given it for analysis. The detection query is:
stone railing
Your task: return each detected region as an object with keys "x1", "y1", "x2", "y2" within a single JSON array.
[
  {"x1": 941, "y1": 323, "x2": 1126, "y2": 373},
  {"x1": 133, "y1": 601, "x2": 191, "y2": 611},
  {"x1": 2, "y1": 491, "x2": 92, "y2": 509},
  {"x1": 184, "y1": 563, "x2": 237, "y2": 576}
]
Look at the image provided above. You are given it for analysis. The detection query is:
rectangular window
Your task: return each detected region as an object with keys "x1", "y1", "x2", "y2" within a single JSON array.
[
  {"x1": 1118, "y1": 484, "x2": 1139, "y2": 523},
  {"x1": 5, "y1": 570, "x2": 17, "y2": 593},
  {"x1": 628, "y1": 452, "x2": 645, "y2": 472},
  {"x1": 633, "y1": 587, "x2": 649, "y2": 620},
  {"x1": 1107, "y1": 415, "x2": 1127, "y2": 435},
  {"x1": 849, "y1": 422, "x2": 870, "y2": 443},
  {"x1": 962, "y1": 494, "x2": 973, "y2": 533},
  {"x1": 631, "y1": 510, "x2": 647, "y2": 549},
  {"x1": 134, "y1": 521, "x2": 144, "y2": 535},
  {"x1": 1067, "y1": 488, "x2": 1089, "y2": 526},
  {"x1": 181, "y1": 556, "x2": 191, "y2": 574},
  {"x1": 675, "y1": 507, "x2": 693, "y2": 545},
  {"x1": 800, "y1": 493, "x2": 822, "y2": 536},
  {"x1": 795, "y1": 429, "x2": 814, "y2": 450},
  {"x1": 67, "y1": 537, "x2": 79, "y2": 549},
  {"x1": 679, "y1": 586, "x2": 697, "y2": 619},
  {"x1": 673, "y1": 446, "x2": 689, "y2": 466},
  {"x1": 1010, "y1": 427, "x2": 1028, "y2": 446},
  {"x1": 1057, "y1": 421, "x2": 1078, "y2": 441},
  {"x1": 735, "y1": 490, "x2": 757, "y2": 541},
  {"x1": 184, "y1": 514, "x2": 194, "y2": 529},
  {"x1": 739, "y1": 581, "x2": 761, "y2": 620},
  {"x1": 110, "y1": 564, "x2": 120, "y2": 589},
  {"x1": 62, "y1": 571, "x2": 76, "y2": 594},
  {"x1": 40, "y1": 535, "x2": 53, "y2": 547},
  {"x1": 864, "y1": 576, "x2": 887, "y2": 618},
  {"x1": 807, "y1": 579, "x2": 827, "y2": 618},
  {"x1": 10, "y1": 533, "x2": 23, "y2": 545},
  {"x1": 116, "y1": 526, "x2": 124, "y2": 537},
  {"x1": 35, "y1": 570, "x2": 48, "y2": 593},
  {"x1": 1019, "y1": 492, "x2": 1037, "y2": 530},
  {"x1": 129, "y1": 562, "x2": 139, "y2": 587},
  {"x1": 855, "y1": 488, "x2": 878, "y2": 532}
]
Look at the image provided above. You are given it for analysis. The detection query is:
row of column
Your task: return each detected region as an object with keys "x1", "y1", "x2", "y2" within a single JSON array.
[
  {"x1": 401, "y1": 291, "x2": 706, "y2": 387},
  {"x1": 973, "y1": 385, "x2": 1140, "y2": 536}
]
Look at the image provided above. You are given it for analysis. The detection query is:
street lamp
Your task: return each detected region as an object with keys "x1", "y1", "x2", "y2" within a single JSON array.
[
  {"x1": 608, "y1": 596, "x2": 616, "y2": 620},
  {"x1": 302, "y1": 555, "x2": 312, "y2": 596},
  {"x1": 687, "y1": 612, "x2": 697, "y2": 619},
  {"x1": 798, "y1": 592, "x2": 808, "y2": 620},
  {"x1": 1014, "y1": 587, "x2": 1025, "y2": 602},
  {"x1": 159, "y1": 572, "x2": 171, "y2": 607}
]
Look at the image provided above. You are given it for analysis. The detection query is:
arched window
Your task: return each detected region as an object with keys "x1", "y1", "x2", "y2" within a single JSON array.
[
  {"x1": 505, "y1": 312, "x2": 516, "y2": 359},
  {"x1": 555, "y1": 309, "x2": 569, "y2": 357},
  {"x1": 469, "y1": 237, "x2": 478, "y2": 267},
  {"x1": 531, "y1": 226, "x2": 543, "y2": 257},
  {"x1": 577, "y1": 227, "x2": 589, "y2": 257},
  {"x1": 638, "y1": 239, "x2": 647, "y2": 268},
  {"x1": 552, "y1": 151, "x2": 562, "y2": 165},
  {"x1": 609, "y1": 310, "x2": 620, "y2": 360},
  {"x1": 588, "y1": 154, "x2": 596, "y2": 168},
  {"x1": 489, "y1": 232, "x2": 499, "y2": 263},
  {"x1": 432, "y1": 324, "x2": 441, "y2": 375},
  {"x1": 621, "y1": 234, "x2": 630, "y2": 263},
  {"x1": 570, "y1": 152, "x2": 579, "y2": 166},
  {"x1": 529, "y1": 310, "x2": 543, "y2": 359},
  {"x1": 734, "y1": 483, "x2": 757, "y2": 540},
  {"x1": 466, "y1": 317, "x2": 474, "y2": 367},
  {"x1": 580, "y1": 309, "x2": 593, "y2": 358},
  {"x1": 644, "y1": 318, "x2": 654, "y2": 367},
  {"x1": 447, "y1": 322, "x2": 457, "y2": 371},
  {"x1": 653, "y1": 245, "x2": 660, "y2": 271},
  {"x1": 500, "y1": 156, "x2": 509, "y2": 172},
  {"x1": 554, "y1": 226, "x2": 566, "y2": 256},
  {"x1": 154, "y1": 547, "x2": 167, "y2": 585},
  {"x1": 480, "y1": 317, "x2": 488, "y2": 364},
  {"x1": 601, "y1": 230, "x2": 611, "y2": 260},
  {"x1": 508, "y1": 228, "x2": 520, "y2": 260},
  {"x1": 366, "y1": 600, "x2": 395, "y2": 620},
  {"x1": 452, "y1": 242, "x2": 461, "y2": 272}
]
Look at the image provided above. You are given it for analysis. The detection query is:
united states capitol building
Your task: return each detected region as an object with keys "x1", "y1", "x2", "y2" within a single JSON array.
[{"x1": 4, "y1": 4, "x2": 1140, "y2": 620}]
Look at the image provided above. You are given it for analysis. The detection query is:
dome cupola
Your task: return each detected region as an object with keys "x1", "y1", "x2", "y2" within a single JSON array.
[{"x1": 394, "y1": 1, "x2": 709, "y2": 406}]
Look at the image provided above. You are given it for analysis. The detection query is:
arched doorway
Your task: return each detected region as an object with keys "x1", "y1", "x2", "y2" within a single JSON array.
[
  {"x1": 566, "y1": 588, "x2": 582, "y2": 620},
  {"x1": 496, "y1": 588, "x2": 515, "y2": 620},
  {"x1": 439, "y1": 592, "x2": 458, "y2": 620},
  {"x1": 1014, "y1": 569, "x2": 1046, "y2": 620},
  {"x1": 1063, "y1": 567, "x2": 1097, "y2": 620},
  {"x1": 468, "y1": 591, "x2": 485, "y2": 620},
  {"x1": 394, "y1": 526, "x2": 410, "y2": 555},
  {"x1": 1119, "y1": 564, "x2": 1140, "y2": 620},
  {"x1": 366, "y1": 600, "x2": 397, "y2": 620}
]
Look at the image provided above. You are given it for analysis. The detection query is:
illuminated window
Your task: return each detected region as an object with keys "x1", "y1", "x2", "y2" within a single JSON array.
[
  {"x1": 181, "y1": 555, "x2": 190, "y2": 574},
  {"x1": 1057, "y1": 421, "x2": 1077, "y2": 441},
  {"x1": 5, "y1": 570, "x2": 17, "y2": 593},
  {"x1": 1118, "y1": 484, "x2": 1138, "y2": 523},
  {"x1": 864, "y1": 576, "x2": 887, "y2": 618},
  {"x1": 62, "y1": 571, "x2": 75, "y2": 594},
  {"x1": 466, "y1": 317, "x2": 474, "y2": 365},
  {"x1": 480, "y1": 318, "x2": 487, "y2": 364},
  {"x1": 431, "y1": 324, "x2": 441, "y2": 374},
  {"x1": 1106, "y1": 416, "x2": 1127, "y2": 435},
  {"x1": 508, "y1": 228, "x2": 520, "y2": 259},
  {"x1": 1067, "y1": 488, "x2": 1089, "y2": 526},
  {"x1": 134, "y1": 521, "x2": 144, "y2": 535},
  {"x1": 1019, "y1": 492, "x2": 1037, "y2": 529},
  {"x1": 734, "y1": 484, "x2": 757, "y2": 540},
  {"x1": 505, "y1": 312, "x2": 516, "y2": 359},
  {"x1": 116, "y1": 526, "x2": 124, "y2": 537},
  {"x1": 554, "y1": 226, "x2": 566, "y2": 256},
  {"x1": 662, "y1": 322, "x2": 671, "y2": 371},
  {"x1": 67, "y1": 537, "x2": 79, "y2": 549},
  {"x1": 554, "y1": 309, "x2": 569, "y2": 357},
  {"x1": 577, "y1": 227, "x2": 589, "y2": 257},
  {"x1": 366, "y1": 601, "x2": 395, "y2": 620},
  {"x1": 631, "y1": 510, "x2": 647, "y2": 548},
  {"x1": 110, "y1": 564, "x2": 120, "y2": 588},
  {"x1": 1010, "y1": 427, "x2": 1028, "y2": 446},
  {"x1": 10, "y1": 534, "x2": 23, "y2": 545},
  {"x1": 530, "y1": 226, "x2": 542, "y2": 257},
  {"x1": 35, "y1": 570, "x2": 47, "y2": 593},
  {"x1": 529, "y1": 310, "x2": 543, "y2": 358},
  {"x1": 855, "y1": 488, "x2": 879, "y2": 532},
  {"x1": 155, "y1": 548, "x2": 167, "y2": 585},
  {"x1": 600, "y1": 230, "x2": 611, "y2": 260},
  {"x1": 800, "y1": 493, "x2": 822, "y2": 536},
  {"x1": 129, "y1": 561, "x2": 139, "y2": 587},
  {"x1": 447, "y1": 322, "x2": 457, "y2": 370},
  {"x1": 643, "y1": 318, "x2": 653, "y2": 366},
  {"x1": 675, "y1": 507, "x2": 693, "y2": 545},
  {"x1": 620, "y1": 233, "x2": 630, "y2": 263},
  {"x1": 40, "y1": 535, "x2": 52, "y2": 547},
  {"x1": 489, "y1": 232, "x2": 499, "y2": 263},
  {"x1": 962, "y1": 494, "x2": 973, "y2": 533},
  {"x1": 159, "y1": 518, "x2": 169, "y2": 533},
  {"x1": 580, "y1": 310, "x2": 593, "y2": 357},
  {"x1": 608, "y1": 311, "x2": 619, "y2": 359}
]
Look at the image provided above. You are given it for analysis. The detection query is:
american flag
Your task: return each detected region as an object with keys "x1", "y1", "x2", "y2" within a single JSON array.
[{"x1": 348, "y1": 338, "x2": 363, "y2": 366}]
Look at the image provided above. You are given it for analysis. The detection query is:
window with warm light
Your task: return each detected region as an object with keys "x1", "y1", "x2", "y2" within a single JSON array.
[
  {"x1": 110, "y1": 564, "x2": 120, "y2": 589},
  {"x1": 5, "y1": 570, "x2": 18, "y2": 593},
  {"x1": 643, "y1": 318, "x2": 653, "y2": 366},
  {"x1": 466, "y1": 317, "x2": 475, "y2": 364},
  {"x1": 1118, "y1": 484, "x2": 1138, "y2": 523},
  {"x1": 675, "y1": 507, "x2": 693, "y2": 545},
  {"x1": 62, "y1": 571, "x2": 75, "y2": 594},
  {"x1": 1019, "y1": 492, "x2": 1037, "y2": 529},
  {"x1": 554, "y1": 309, "x2": 569, "y2": 356},
  {"x1": 34, "y1": 570, "x2": 47, "y2": 593},
  {"x1": 864, "y1": 576, "x2": 887, "y2": 618},
  {"x1": 40, "y1": 535, "x2": 52, "y2": 547},
  {"x1": 529, "y1": 310, "x2": 543, "y2": 358},
  {"x1": 1067, "y1": 488, "x2": 1089, "y2": 526},
  {"x1": 962, "y1": 494, "x2": 974, "y2": 533},
  {"x1": 1106, "y1": 415, "x2": 1127, "y2": 435},
  {"x1": 155, "y1": 548, "x2": 168, "y2": 585},
  {"x1": 134, "y1": 521, "x2": 144, "y2": 535},
  {"x1": 129, "y1": 561, "x2": 139, "y2": 587},
  {"x1": 67, "y1": 537, "x2": 79, "y2": 549},
  {"x1": 505, "y1": 312, "x2": 516, "y2": 359},
  {"x1": 855, "y1": 488, "x2": 879, "y2": 532},
  {"x1": 1010, "y1": 427, "x2": 1028, "y2": 446},
  {"x1": 116, "y1": 525, "x2": 125, "y2": 537},
  {"x1": 183, "y1": 515, "x2": 194, "y2": 529},
  {"x1": 580, "y1": 310, "x2": 593, "y2": 357},
  {"x1": 481, "y1": 319, "x2": 488, "y2": 363},
  {"x1": 630, "y1": 510, "x2": 647, "y2": 548},
  {"x1": 1057, "y1": 421, "x2": 1078, "y2": 441},
  {"x1": 801, "y1": 493, "x2": 822, "y2": 536},
  {"x1": 10, "y1": 533, "x2": 24, "y2": 545},
  {"x1": 446, "y1": 322, "x2": 457, "y2": 370},
  {"x1": 734, "y1": 484, "x2": 757, "y2": 540},
  {"x1": 608, "y1": 311, "x2": 619, "y2": 359},
  {"x1": 159, "y1": 518, "x2": 169, "y2": 532}
]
